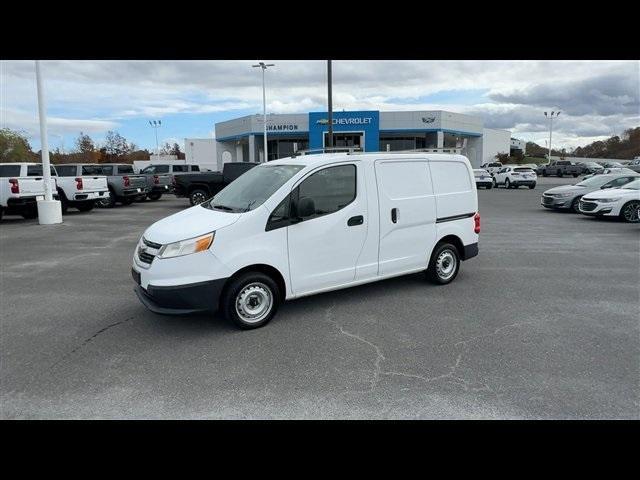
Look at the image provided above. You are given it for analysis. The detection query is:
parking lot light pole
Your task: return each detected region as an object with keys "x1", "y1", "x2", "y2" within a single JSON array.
[
  {"x1": 252, "y1": 62, "x2": 275, "y2": 162},
  {"x1": 544, "y1": 111, "x2": 560, "y2": 163},
  {"x1": 35, "y1": 60, "x2": 62, "y2": 224},
  {"x1": 327, "y1": 60, "x2": 333, "y2": 151},
  {"x1": 149, "y1": 120, "x2": 161, "y2": 160}
]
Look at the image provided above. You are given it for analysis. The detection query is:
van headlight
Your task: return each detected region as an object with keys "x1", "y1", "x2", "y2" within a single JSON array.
[{"x1": 157, "y1": 232, "x2": 215, "y2": 259}]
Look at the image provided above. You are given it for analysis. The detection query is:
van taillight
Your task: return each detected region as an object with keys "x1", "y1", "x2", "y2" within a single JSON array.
[
  {"x1": 123, "y1": 176, "x2": 130, "y2": 187},
  {"x1": 474, "y1": 212, "x2": 481, "y2": 234},
  {"x1": 9, "y1": 178, "x2": 19, "y2": 194},
  {"x1": 153, "y1": 175, "x2": 159, "y2": 184},
  {"x1": 75, "y1": 177, "x2": 83, "y2": 190}
]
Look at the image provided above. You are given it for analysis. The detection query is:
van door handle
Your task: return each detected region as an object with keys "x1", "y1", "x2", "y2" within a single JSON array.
[
  {"x1": 391, "y1": 208, "x2": 398, "y2": 223},
  {"x1": 348, "y1": 215, "x2": 364, "y2": 226}
]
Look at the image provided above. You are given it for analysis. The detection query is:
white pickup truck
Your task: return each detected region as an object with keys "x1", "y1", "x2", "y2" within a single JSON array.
[
  {"x1": 53, "y1": 164, "x2": 109, "y2": 213},
  {"x1": 0, "y1": 163, "x2": 58, "y2": 221}
]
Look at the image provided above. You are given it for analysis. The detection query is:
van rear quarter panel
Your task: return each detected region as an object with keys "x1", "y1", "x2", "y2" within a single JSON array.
[{"x1": 430, "y1": 157, "x2": 478, "y2": 250}]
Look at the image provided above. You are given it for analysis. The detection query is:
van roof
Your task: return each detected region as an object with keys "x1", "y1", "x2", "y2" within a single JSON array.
[{"x1": 268, "y1": 152, "x2": 469, "y2": 168}]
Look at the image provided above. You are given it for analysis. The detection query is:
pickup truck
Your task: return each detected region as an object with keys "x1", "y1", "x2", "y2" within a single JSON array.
[
  {"x1": 627, "y1": 159, "x2": 640, "y2": 173},
  {"x1": 92, "y1": 163, "x2": 149, "y2": 208},
  {"x1": 137, "y1": 164, "x2": 201, "y2": 200},
  {"x1": 52, "y1": 164, "x2": 109, "y2": 213},
  {"x1": 538, "y1": 160, "x2": 583, "y2": 178},
  {"x1": 0, "y1": 163, "x2": 57, "y2": 221},
  {"x1": 172, "y1": 162, "x2": 259, "y2": 206}
]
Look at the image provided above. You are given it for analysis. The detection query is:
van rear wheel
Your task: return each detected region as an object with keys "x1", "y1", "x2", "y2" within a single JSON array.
[
  {"x1": 427, "y1": 242, "x2": 460, "y2": 285},
  {"x1": 221, "y1": 272, "x2": 281, "y2": 329}
]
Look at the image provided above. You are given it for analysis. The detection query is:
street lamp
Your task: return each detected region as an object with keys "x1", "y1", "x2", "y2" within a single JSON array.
[
  {"x1": 149, "y1": 120, "x2": 162, "y2": 160},
  {"x1": 543, "y1": 111, "x2": 560, "y2": 163},
  {"x1": 252, "y1": 62, "x2": 275, "y2": 162}
]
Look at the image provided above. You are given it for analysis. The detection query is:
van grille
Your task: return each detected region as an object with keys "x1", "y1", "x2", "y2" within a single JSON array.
[{"x1": 137, "y1": 237, "x2": 162, "y2": 265}]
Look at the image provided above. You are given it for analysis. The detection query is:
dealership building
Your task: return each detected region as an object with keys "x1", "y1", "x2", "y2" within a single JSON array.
[{"x1": 213, "y1": 110, "x2": 512, "y2": 169}]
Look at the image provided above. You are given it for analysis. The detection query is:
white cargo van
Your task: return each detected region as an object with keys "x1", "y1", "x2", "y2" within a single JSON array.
[{"x1": 132, "y1": 153, "x2": 480, "y2": 329}]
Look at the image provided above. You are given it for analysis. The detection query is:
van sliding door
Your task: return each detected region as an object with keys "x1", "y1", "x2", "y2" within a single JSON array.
[{"x1": 375, "y1": 160, "x2": 437, "y2": 276}]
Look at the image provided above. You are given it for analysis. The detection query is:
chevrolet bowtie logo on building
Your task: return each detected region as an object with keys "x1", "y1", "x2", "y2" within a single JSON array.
[
  {"x1": 316, "y1": 118, "x2": 372, "y2": 125},
  {"x1": 422, "y1": 116, "x2": 436, "y2": 124}
]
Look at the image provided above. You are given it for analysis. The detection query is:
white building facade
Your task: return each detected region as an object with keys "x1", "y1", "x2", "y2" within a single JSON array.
[{"x1": 213, "y1": 110, "x2": 512, "y2": 169}]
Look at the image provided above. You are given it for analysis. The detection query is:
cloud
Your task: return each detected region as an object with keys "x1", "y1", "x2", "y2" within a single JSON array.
[{"x1": 1, "y1": 60, "x2": 638, "y2": 150}]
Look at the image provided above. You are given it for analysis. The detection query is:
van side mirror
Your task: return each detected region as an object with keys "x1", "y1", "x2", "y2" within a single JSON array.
[{"x1": 297, "y1": 196, "x2": 316, "y2": 218}]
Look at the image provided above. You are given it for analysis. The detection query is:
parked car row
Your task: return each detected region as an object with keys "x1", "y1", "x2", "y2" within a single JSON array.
[
  {"x1": 474, "y1": 167, "x2": 537, "y2": 189},
  {"x1": 1, "y1": 161, "x2": 262, "y2": 222},
  {"x1": 540, "y1": 173, "x2": 640, "y2": 222}
]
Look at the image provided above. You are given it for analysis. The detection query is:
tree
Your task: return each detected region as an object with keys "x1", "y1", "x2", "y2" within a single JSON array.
[
  {"x1": 169, "y1": 142, "x2": 182, "y2": 156},
  {"x1": 74, "y1": 132, "x2": 95, "y2": 154},
  {"x1": 0, "y1": 128, "x2": 36, "y2": 162}
]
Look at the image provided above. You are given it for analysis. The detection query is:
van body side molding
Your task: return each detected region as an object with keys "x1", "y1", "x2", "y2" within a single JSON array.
[{"x1": 436, "y1": 212, "x2": 476, "y2": 223}]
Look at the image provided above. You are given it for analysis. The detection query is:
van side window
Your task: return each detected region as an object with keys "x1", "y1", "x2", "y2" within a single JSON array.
[
  {"x1": 266, "y1": 196, "x2": 291, "y2": 231},
  {"x1": 100, "y1": 166, "x2": 113, "y2": 175},
  {"x1": 191, "y1": 165, "x2": 200, "y2": 171},
  {"x1": 293, "y1": 164, "x2": 356, "y2": 220},
  {"x1": 173, "y1": 165, "x2": 187, "y2": 172}
]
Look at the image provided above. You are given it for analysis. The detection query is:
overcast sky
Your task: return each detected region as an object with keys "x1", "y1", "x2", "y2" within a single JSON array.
[{"x1": 1, "y1": 60, "x2": 638, "y2": 152}]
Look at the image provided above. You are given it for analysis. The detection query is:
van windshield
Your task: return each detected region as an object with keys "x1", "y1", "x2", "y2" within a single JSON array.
[{"x1": 203, "y1": 164, "x2": 304, "y2": 213}]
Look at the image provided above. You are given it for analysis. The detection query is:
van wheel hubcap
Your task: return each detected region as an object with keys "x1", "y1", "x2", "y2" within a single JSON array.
[
  {"x1": 236, "y1": 283, "x2": 273, "y2": 323},
  {"x1": 436, "y1": 250, "x2": 457, "y2": 280}
]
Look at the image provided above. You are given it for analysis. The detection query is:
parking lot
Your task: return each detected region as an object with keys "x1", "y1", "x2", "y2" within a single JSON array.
[{"x1": 1, "y1": 176, "x2": 638, "y2": 419}]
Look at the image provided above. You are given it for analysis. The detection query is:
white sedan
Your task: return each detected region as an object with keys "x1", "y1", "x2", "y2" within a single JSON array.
[{"x1": 579, "y1": 178, "x2": 640, "y2": 223}]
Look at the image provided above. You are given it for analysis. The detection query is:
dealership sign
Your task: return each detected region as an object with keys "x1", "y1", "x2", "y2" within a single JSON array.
[
  {"x1": 316, "y1": 117, "x2": 373, "y2": 125},
  {"x1": 266, "y1": 124, "x2": 300, "y2": 131}
]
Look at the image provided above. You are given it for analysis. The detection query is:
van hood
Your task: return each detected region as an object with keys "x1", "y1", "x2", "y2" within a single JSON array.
[{"x1": 144, "y1": 204, "x2": 241, "y2": 245}]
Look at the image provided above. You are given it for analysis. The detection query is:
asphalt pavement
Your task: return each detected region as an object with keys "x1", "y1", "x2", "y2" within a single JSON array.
[{"x1": 1, "y1": 177, "x2": 638, "y2": 419}]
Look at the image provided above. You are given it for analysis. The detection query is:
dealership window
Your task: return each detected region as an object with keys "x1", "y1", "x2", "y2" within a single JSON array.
[{"x1": 267, "y1": 139, "x2": 309, "y2": 161}]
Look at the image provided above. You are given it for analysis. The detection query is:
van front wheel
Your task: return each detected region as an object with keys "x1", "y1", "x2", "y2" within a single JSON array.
[
  {"x1": 221, "y1": 272, "x2": 281, "y2": 329},
  {"x1": 427, "y1": 243, "x2": 460, "y2": 285}
]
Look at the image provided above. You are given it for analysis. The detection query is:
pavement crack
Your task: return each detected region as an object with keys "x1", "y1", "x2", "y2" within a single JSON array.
[
  {"x1": 325, "y1": 305, "x2": 385, "y2": 391},
  {"x1": 50, "y1": 317, "x2": 134, "y2": 369}
]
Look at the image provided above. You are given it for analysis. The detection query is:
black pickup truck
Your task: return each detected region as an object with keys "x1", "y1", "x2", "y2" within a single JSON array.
[{"x1": 173, "y1": 162, "x2": 260, "y2": 206}]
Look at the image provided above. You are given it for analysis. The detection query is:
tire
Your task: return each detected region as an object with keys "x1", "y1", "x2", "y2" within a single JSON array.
[
  {"x1": 542, "y1": 170, "x2": 548, "y2": 177},
  {"x1": 21, "y1": 207, "x2": 37, "y2": 219},
  {"x1": 57, "y1": 190, "x2": 69, "y2": 214},
  {"x1": 505, "y1": 178, "x2": 511, "y2": 189},
  {"x1": 121, "y1": 197, "x2": 134, "y2": 206},
  {"x1": 557, "y1": 170, "x2": 563, "y2": 177},
  {"x1": 189, "y1": 189, "x2": 209, "y2": 206},
  {"x1": 486, "y1": 183, "x2": 492, "y2": 190},
  {"x1": 96, "y1": 190, "x2": 116, "y2": 208},
  {"x1": 571, "y1": 197, "x2": 581, "y2": 213},
  {"x1": 620, "y1": 200, "x2": 640, "y2": 223},
  {"x1": 492, "y1": 177, "x2": 497, "y2": 188},
  {"x1": 221, "y1": 272, "x2": 281, "y2": 329},
  {"x1": 573, "y1": 173, "x2": 579, "y2": 178},
  {"x1": 529, "y1": 183, "x2": 536, "y2": 190},
  {"x1": 147, "y1": 192, "x2": 162, "y2": 201},
  {"x1": 77, "y1": 201, "x2": 95, "y2": 212},
  {"x1": 0, "y1": 207, "x2": 3, "y2": 222},
  {"x1": 426, "y1": 242, "x2": 461, "y2": 285}
]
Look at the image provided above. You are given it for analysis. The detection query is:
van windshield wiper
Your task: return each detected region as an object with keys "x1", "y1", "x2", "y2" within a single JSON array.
[{"x1": 210, "y1": 204, "x2": 236, "y2": 212}]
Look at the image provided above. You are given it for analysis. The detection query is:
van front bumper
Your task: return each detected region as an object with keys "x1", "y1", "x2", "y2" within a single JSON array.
[{"x1": 132, "y1": 269, "x2": 227, "y2": 315}]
